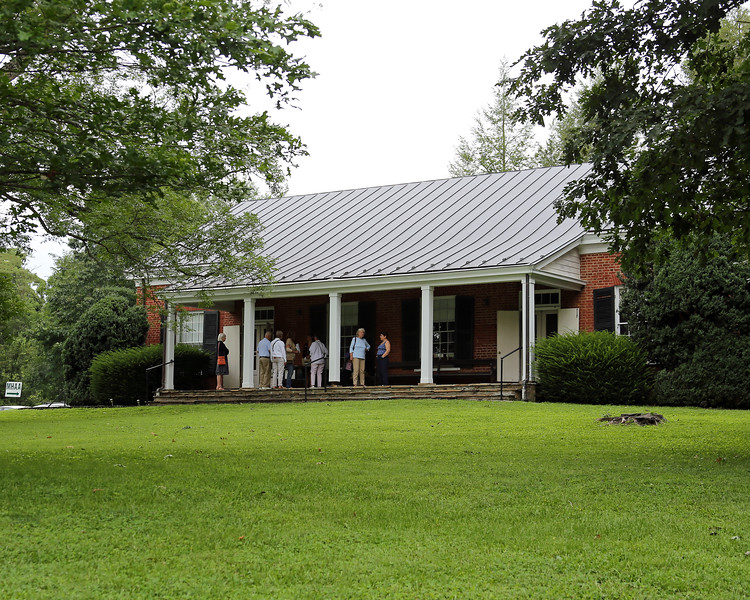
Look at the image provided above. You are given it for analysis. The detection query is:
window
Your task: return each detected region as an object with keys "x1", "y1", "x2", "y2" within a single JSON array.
[
  {"x1": 178, "y1": 311, "x2": 204, "y2": 345},
  {"x1": 614, "y1": 286, "x2": 628, "y2": 335},
  {"x1": 535, "y1": 289, "x2": 561, "y2": 309},
  {"x1": 255, "y1": 307, "x2": 274, "y2": 322},
  {"x1": 340, "y1": 302, "x2": 358, "y2": 358},
  {"x1": 594, "y1": 286, "x2": 628, "y2": 335},
  {"x1": 433, "y1": 296, "x2": 455, "y2": 360}
]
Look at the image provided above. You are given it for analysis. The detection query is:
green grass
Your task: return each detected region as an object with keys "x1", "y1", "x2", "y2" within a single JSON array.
[{"x1": 1, "y1": 400, "x2": 749, "y2": 599}]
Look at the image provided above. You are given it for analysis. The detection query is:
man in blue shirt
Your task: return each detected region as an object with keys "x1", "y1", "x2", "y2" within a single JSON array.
[
  {"x1": 349, "y1": 328, "x2": 371, "y2": 387},
  {"x1": 257, "y1": 331, "x2": 272, "y2": 388}
]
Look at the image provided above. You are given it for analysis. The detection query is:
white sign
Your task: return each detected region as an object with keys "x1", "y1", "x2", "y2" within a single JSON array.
[{"x1": 5, "y1": 382, "x2": 22, "y2": 398}]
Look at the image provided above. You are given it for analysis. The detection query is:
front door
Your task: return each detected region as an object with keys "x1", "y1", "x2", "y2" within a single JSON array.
[{"x1": 497, "y1": 311, "x2": 521, "y2": 382}]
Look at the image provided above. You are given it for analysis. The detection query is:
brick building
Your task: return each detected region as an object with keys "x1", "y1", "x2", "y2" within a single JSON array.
[{"x1": 151, "y1": 165, "x2": 623, "y2": 396}]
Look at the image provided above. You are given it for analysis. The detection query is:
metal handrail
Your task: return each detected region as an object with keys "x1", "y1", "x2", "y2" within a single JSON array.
[
  {"x1": 145, "y1": 360, "x2": 174, "y2": 405},
  {"x1": 499, "y1": 347, "x2": 521, "y2": 400}
]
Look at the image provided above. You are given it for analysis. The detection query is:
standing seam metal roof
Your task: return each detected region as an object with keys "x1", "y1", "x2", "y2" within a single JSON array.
[{"x1": 213, "y1": 164, "x2": 591, "y2": 287}]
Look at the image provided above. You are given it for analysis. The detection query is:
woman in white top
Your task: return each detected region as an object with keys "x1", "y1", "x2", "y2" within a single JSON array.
[{"x1": 308, "y1": 334, "x2": 328, "y2": 388}]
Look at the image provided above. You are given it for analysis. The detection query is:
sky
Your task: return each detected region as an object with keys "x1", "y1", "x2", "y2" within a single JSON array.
[{"x1": 27, "y1": 0, "x2": 597, "y2": 279}]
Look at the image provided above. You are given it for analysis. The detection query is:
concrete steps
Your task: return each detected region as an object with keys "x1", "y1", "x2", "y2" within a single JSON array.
[{"x1": 153, "y1": 383, "x2": 523, "y2": 405}]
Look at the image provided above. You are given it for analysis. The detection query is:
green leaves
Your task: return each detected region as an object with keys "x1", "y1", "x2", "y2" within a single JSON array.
[
  {"x1": 534, "y1": 331, "x2": 653, "y2": 405},
  {"x1": 621, "y1": 234, "x2": 750, "y2": 407},
  {"x1": 1, "y1": 0, "x2": 319, "y2": 286},
  {"x1": 513, "y1": 0, "x2": 750, "y2": 265}
]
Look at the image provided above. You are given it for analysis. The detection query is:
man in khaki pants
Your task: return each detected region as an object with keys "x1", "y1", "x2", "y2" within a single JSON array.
[
  {"x1": 257, "y1": 331, "x2": 272, "y2": 388},
  {"x1": 349, "y1": 328, "x2": 371, "y2": 387}
]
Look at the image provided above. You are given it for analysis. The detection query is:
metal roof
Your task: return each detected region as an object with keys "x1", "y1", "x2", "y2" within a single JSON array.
[{"x1": 213, "y1": 164, "x2": 591, "y2": 288}]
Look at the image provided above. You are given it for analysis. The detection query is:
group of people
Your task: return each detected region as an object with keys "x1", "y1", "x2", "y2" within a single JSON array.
[
  {"x1": 256, "y1": 331, "x2": 328, "y2": 389},
  {"x1": 214, "y1": 327, "x2": 392, "y2": 390},
  {"x1": 348, "y1": 328, "x2": 391, "y2": 386}
]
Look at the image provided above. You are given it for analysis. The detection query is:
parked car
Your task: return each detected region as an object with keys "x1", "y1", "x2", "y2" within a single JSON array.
[
  {"x1": 31, "y1": 402, "x2": 71, "y2": 409},
  {"x1": 0, "y1": 405, "x2": 30, "y2": 411}
]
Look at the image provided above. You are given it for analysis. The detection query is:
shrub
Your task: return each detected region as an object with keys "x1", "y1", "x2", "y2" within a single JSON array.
[
  {"x1": 533, "y1": 331, "x2": 652, "y2": 404},
  {"x1": 621, "y1": 235, "x2": 750, "y2": 408},
  {"x1": 89, "y1": 344, "x2": 211, "y2": 406},
  {"x1": 61, "y1": 294, "x2": 149, "y2": 405}
]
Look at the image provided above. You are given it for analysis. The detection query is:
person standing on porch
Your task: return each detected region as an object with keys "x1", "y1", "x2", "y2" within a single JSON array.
[
  {"x1": 376, "y1": 332, "x2": 391, "y2": 386},
  {"x1": 257, "y1": 331, "x2": 272, "y2": 389},
  {"x1": 284, "y1": 336, "x2": 300, "y2": 388},
  {"x1": 216, "y1": 333, "x2": 229, "y2": 390},
  {"x1": 309, "y1": 333, "x2": 327, "y2": 388},
  {"x1": 271, "y1": 330, "x2": 286, "y2": 389},
  {"x1": 349, "y1": 328, "x2": 370, "y2": 387}
]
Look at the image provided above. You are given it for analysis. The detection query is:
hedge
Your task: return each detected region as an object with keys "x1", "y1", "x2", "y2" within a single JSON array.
[
  {"x1": 89, "y1": 344, "x2": 211, "y2": 406},
  {"x1": 533, "y1": 331, "x2": 653, "y2": 404}
]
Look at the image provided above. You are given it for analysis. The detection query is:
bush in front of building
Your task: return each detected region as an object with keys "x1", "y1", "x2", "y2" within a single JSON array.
[
  {"x1": 533, "y1": 331, "x2": 653, "y2": 404},
  {"x1": 61, "y1": 294, "x2": 150, "y2": 405},
  {"x1": 90, "y1": 344, "x2": 211, "y2": 406},
  {"x1": 621, "y1": 235, "x2": 750, "y2": 409}
]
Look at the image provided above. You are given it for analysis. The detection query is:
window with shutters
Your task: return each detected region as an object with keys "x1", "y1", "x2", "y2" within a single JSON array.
[
  {"x1": 177, "y1": 311, "x2": 204, "y2": 345},
  {"x1": 433, "y1": 296, "x2": 456, "y2": 360},
  {"x1": 594, "y1": 286, "x2": 627, "y2": 334}
]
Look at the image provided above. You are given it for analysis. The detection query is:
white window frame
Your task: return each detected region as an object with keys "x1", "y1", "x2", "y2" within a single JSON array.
[
  {"x1": 177, "y1": 311, "x2": 204, "y2": 346},
  {"x1": 614, "y1": 285, "x2": 628, "y2": 336},
  {"x1": 340, "y1": 301, "x2": 358, "y2": 358},
  {"x1": 433, "y1": 296, "x2": 456, "y2": 361}
]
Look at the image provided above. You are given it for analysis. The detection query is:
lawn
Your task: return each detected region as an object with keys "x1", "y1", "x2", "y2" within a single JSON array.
[{"x1": 1, "y1": 400, "x2": 748, "y2": 599}]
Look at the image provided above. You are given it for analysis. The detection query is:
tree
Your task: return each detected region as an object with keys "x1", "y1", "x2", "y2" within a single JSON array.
[
  {"x1": 61, "y1": 294, "x2": 149, "y2": 405},
  {"x1": 532, "y1": 88, "x2": 592, "y2": 168},
  {"x1": 513, "y1": 0, "x2": 750, "y2": 272},
  {"x1": 0, "y1": 250, "x2": 47, "y2": 403},
  {"x1": 36, "y1": 246, "x2": 146, "y2": 403},
  {"x1": 1, "y1": 0, "x2": 318, "y2": 286},
  {"x1": 449, "y1": 60, "x2": 536, "y2": 176},
  {"x1": 620, "y1": 234, "x2": 750, "y2": 408}
]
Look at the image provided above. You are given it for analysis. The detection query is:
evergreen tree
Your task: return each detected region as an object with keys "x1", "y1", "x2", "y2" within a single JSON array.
[
  {"x1": 449, "y1": 60, "x2": 535, "y2": 176},
  {"x1": 621, "y1": 234, "x2": 750, "y2": 408}
]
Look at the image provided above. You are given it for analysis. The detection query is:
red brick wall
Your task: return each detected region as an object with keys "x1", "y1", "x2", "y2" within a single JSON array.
[
  {"x1": 138, "y1": 286, "x2": 166, "y2": 346},
  {"x1": 139, "y1": 291, "x2": 245, "y2": 346},
  {"x1": 571, "y1": 252, "x2": 623, "y2": 332}
]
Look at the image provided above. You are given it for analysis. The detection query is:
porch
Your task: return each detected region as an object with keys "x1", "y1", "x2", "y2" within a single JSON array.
[{"x1": 153, "y1": 382, "x2": 528, "y2": 404}]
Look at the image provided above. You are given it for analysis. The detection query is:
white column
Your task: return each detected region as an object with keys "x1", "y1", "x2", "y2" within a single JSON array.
[
  {"x1": 521, "y1": 275, "x2": 536, "y2": 397},
  {"x1": 241, "y1": 298, "x2": 256, "y2": 388},
  {"x1": 420, "y1": 285, "x2": 434, "y2": 384},
  {"x1": 163, "y1": 303, "x2": 176, "y2": 390},
  {"x1": 328, "y1": 292, "x2": 342, "y2": 384}
]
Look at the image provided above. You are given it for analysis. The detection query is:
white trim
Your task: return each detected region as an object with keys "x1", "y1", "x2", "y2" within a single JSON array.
[
  {"x1": 164, "y1": 265, "x2": 586, "y2": 306},
  {"x1": 420, "y1": 285, "x2": 434, "y2": 384},
  {"x1": 535, "y1": 237, "x2": 583, "y2": 270},
  {"x1": 521, "y1": 276, "x2": 535, "y2": 398},
  {"x1": 328, "y1": 293, "x2": 342, "y2": 384},
  {"x1": 241, "y1": 298, "x2": 255, "y2": 388},
  {"x1": 164, "y1": 305, "x2": 176, "y2": 391},
  {"x1": 578, "y1": 232, "x2": 612, "y2": 255}
]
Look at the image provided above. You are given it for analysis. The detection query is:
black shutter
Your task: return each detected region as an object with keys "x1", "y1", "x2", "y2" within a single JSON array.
[
  {"x1": 309, "y1": 304, "x2": 327, "y2": 340},
  {"x1": 358, "y1": 301, "x2": 377, "y2": 373},
  {"x1": 402, "y1": 298, "x2": 420, "y2": 362},
  {"x1": 593, "y1": 287, "x2": 615, "y2": 332},
  {"x1": 455, "y1": 295, "x2": 474, "y2": 360},
  {"x1": 202, "y1": 310, "x2": 220, "y2": 356}
]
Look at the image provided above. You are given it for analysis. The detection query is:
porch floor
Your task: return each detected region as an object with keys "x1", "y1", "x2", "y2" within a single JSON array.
[{"x1": 153, "y1": 383, "x2": 524, "y2": 405}]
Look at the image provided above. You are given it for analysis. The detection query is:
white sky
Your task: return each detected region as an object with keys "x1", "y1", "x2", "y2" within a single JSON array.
[{"x1": 27, "y1": 0, "x2": 596, "y2": 279}]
